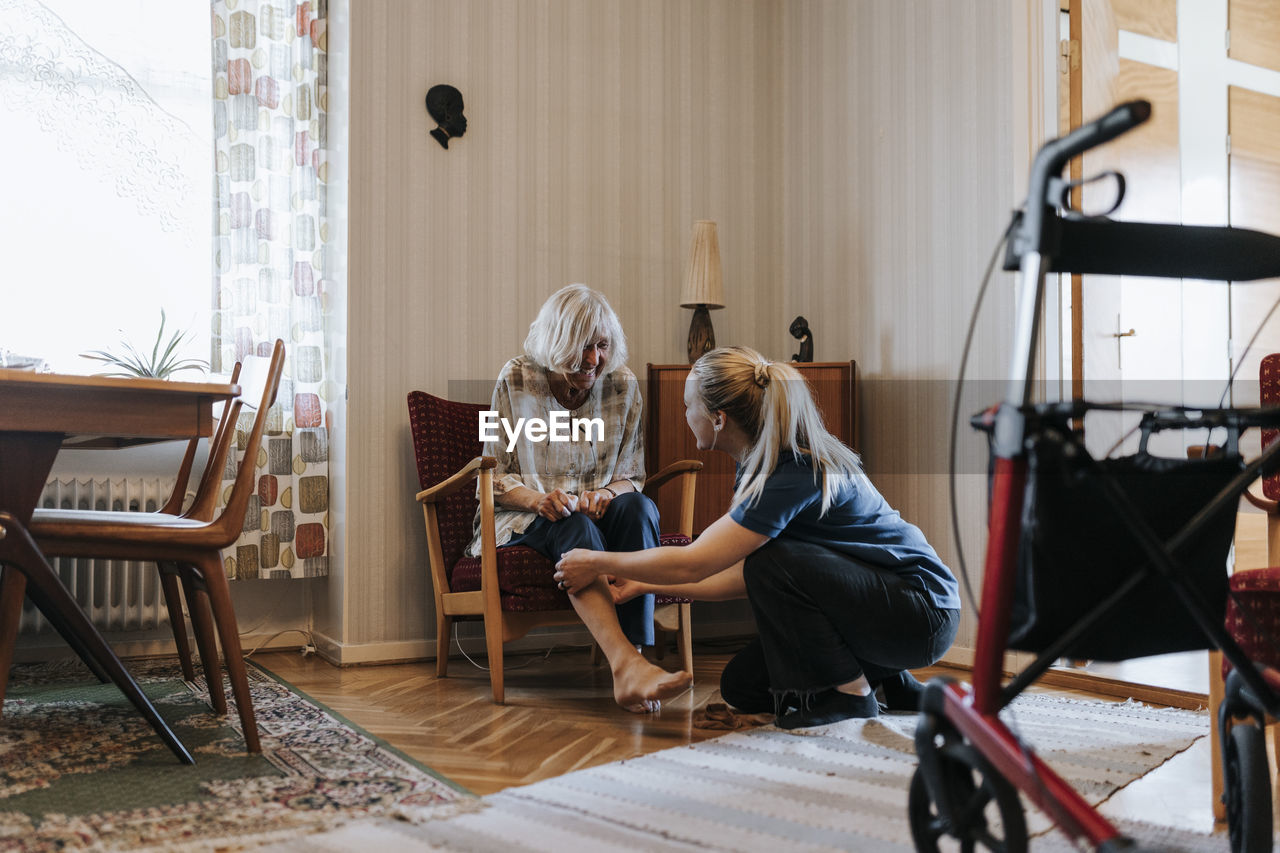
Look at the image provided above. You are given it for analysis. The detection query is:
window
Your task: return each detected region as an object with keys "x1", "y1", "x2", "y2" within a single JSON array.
[{"x1": 0, "y1": 0, "x2": 212, "y2": 374}]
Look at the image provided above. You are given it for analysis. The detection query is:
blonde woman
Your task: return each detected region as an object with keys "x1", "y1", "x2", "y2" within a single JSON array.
[
  {"x1": 469, "y1": 284, "x2": 690, "y2": 712},
  {"x1": 555, "y1": 346, "x2": 960, "y2": 728}
]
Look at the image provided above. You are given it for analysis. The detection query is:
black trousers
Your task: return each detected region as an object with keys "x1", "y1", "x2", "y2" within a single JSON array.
[
  {"x1": 721, "y1": 538, "x2": 960, "y2": 713},
  {"x1": 509, "y1": 491, "x2": 658, "y2": 646}
]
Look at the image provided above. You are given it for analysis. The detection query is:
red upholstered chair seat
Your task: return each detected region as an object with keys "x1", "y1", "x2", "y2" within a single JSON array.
[{"x1": 1222, "y1": 566, "x2": 1280, "y2": 679}]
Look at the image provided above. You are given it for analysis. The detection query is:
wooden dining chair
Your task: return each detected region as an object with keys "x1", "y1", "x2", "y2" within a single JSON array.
[
  {"x1": 155, "y1": 361, "x2": 242, "y2": 682},
  {"x1": 408, "y1": 390, "x2": 700, "y2": 705},
  {"x1": 32, "y1": 364, "x2": 244, "y2": 714},
  {"x1": 30, "y1": 340, "x2": 285, "y2": 752}
]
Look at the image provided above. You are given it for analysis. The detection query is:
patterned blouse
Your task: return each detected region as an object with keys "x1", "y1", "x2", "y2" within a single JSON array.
[{"x1": 466, "y1": 356, "x2": 647, "y2": 557}]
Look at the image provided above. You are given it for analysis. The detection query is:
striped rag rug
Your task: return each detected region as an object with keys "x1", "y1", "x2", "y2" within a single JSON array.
[{"x1": 270, "y1": 692, "x2": 1223, "y2": 852}]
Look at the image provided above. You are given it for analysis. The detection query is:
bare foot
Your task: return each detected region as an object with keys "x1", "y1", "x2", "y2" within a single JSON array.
[{"x1": 612, "y1": 652, "x2": 692, "y2": 712}]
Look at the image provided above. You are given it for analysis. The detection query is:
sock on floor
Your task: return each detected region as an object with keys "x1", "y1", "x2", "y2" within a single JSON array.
[
  {"x1": 775, "y1": 689, "x2": 879, "y2": 729},
  {"x1": 873, "y1": 670, "x2": 926, "y2": 712}
]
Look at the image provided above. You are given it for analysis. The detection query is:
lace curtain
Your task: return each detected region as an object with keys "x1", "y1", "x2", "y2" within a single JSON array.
[{"x1": 212, "y1": 0, "x2": 330, "y2": 580}]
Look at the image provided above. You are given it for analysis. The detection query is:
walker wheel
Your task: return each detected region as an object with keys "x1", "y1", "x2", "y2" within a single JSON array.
[
  {"x1": 1223, "y1": 720, "x2": 1272, "y2": 853},
  {"x1": 909, "y1": 724, "x2": 1027, "y2": 853}
]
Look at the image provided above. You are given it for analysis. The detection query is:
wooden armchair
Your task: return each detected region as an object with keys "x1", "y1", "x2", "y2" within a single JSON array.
[
  {"x1": 407, "y1": 390, "x2": 701, "y2": 704},
  {"x1": 1208, "y1": 352, "x2": 1280, "y2": 821}
]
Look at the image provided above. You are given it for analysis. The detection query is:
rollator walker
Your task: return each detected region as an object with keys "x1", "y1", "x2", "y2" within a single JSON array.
[{"x1": 910, "y1": 100, "x2": 1280, "y2": 853}]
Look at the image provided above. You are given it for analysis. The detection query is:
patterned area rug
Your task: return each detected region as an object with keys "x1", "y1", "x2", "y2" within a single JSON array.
[
  {"x1": 0, "y1": 658, "x2": 476, "y2": 852},
  {"x1": 266, "y1": 692, "x2": 1224, "y2": 852}
]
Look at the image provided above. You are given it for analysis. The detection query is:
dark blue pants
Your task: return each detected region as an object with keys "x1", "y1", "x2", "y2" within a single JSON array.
[
  {"x1": 508, "y1": 491, "x2": 658, "y2": 646},
  {"x1": 721, "y1": 538, "x2": 960, "y2": 713}
]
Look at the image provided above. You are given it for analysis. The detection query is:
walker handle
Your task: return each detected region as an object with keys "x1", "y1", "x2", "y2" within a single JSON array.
[{"x1": 1014, "y1": 100, "x2": 1151, "y2": 258}]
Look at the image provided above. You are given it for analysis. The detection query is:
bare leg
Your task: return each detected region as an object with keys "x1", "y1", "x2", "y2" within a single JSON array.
[
  {"x1": 835, "y1": 674, "x2": 872, "y2": 696},
  {"x1": 568, "y1": 578, "x2": 691, "y2": 712}
]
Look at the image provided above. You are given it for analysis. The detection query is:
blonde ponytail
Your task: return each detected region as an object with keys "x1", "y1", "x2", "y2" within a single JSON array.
[{"x1": 690, "y1": 346, "x2": 863, "y2": 514}]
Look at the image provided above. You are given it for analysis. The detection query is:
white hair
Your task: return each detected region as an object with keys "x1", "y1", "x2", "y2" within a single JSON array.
[{"x1": 523, "y1": 284, "x2": 629, "y2": 375}]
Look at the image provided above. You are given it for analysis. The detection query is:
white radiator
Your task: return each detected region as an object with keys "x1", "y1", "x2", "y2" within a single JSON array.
[{"x1": 21, "y1": 477, "x2": 178, "y2": 635}]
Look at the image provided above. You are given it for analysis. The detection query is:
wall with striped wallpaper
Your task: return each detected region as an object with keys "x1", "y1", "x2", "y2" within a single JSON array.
[
  {"x1": 780, "y1": 2, "x2": 1034, "y2": 659},
  {"x1": 328, "y1": 0, "x2": 1036, "y2": 661}
]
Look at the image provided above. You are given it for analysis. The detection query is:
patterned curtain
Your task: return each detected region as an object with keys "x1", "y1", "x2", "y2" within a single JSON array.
[{"x1": 211, "y1": 0, "x2": 330, "y2": 580}]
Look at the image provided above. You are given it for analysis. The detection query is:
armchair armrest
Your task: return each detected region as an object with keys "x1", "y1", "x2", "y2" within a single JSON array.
[
  {"x1": 644, "y1": 459, "x2": 703, "y2": 539},
  {"x1": 1245, "y1": 480, "x2": 1279, "y2": 515},
  {"x1": 416, "y1": 456, "x2": 497, "y2": 503},
  {"x1": 644, "y1": 459, "x2": 704, "y2": 493}
]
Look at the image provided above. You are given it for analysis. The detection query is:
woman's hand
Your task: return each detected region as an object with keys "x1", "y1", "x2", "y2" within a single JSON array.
[
  {"x1": 533, "y1": 488, "x2": 577, "y2": 522},
  {"x1": 576, "y1": 488, "x2": 613, "y2": 520},
  {"x1": 554, "y1": 548, "x2": 602, "y2": 595},
  {"x1": 607, "y1": 576, "x2": 649, "y2": 605}
]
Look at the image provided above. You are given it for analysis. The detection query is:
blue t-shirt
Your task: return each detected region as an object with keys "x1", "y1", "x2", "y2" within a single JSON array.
[{"x1": 729, "y1": 453, "x2": 961, "y2": 610}]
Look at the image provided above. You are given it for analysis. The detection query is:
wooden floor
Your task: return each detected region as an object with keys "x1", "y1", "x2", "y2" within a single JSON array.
[
  {"x1": 255, "y1": 642, "x2": 739, "y2": 795},
  {"x1": 252, "y1": 641, "x2": 1234, "y2": 839}
]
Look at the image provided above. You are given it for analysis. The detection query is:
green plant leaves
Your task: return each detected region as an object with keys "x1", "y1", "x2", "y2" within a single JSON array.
[{"x1": 80, "y1": 309, "x2": 210, "y2": 379}]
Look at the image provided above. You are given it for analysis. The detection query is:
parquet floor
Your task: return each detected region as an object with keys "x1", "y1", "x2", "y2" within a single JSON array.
[{"x1": 255, "y1": 642, "x2": 742, "y2": 795}]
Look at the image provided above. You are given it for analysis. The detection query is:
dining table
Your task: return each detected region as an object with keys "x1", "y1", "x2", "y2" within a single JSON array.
[{"x1": 0, "y1": 369, "x2": 239, "y2": 764}]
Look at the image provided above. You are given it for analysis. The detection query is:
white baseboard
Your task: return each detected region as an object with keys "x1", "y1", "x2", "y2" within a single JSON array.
[
  {"x1": 12, "y1": 631, "x2": 318, "y2": 665},
  {"x1": 311, "y1": 618, "x2": 761, "y2": 667}
]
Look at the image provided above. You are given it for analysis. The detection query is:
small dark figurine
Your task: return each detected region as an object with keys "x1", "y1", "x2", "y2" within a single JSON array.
[
  {"x1": 425, "y1": 84, "x2": 467, "y2": 149},
  {"x1": 789, "y1": 315, "x2": 813, "y2": 362}
]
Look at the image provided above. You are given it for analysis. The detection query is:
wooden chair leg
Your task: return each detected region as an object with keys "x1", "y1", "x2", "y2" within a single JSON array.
[
  {"x1": 436, "y1": 614, "x2": 452, "y2": 677},
  {"x1": 1209, "y1": 650, "x2": 1226, "y2": 822},
  {"x1": 677, "y1": 602, "x2": 694, "y2": 679},
  {"x1": 194, "y1": 554, "x2": 260, "y2": 753},
  {"x1": 181, "y1": 570, "x2": 226, "y2": 715},
  {"x1": 159, "y1": 564, "x2": 196, "y2": 682},
  {"x1": 485, "y1": 612, "x2": 505, "y2": 704}
]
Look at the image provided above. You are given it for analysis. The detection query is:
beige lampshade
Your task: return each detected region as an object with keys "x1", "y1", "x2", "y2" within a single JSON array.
[{"x1": 680, "y1": 220, "x2": 725, "y2": 309}]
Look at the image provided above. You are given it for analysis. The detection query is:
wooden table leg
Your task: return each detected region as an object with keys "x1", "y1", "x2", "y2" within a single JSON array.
[
  {"x1": 0, "y1": 564, "x2": 25, "y2": 714},
  {"x1": 0, "y1": 513, "x2": 194, "y2": 764}
]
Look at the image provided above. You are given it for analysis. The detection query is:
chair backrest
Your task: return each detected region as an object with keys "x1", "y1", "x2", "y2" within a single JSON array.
[
  {"x1": 210, "y1": 340, "x2": 286, "y2": 546},
  {"x1": 1262, "y1": 353, "x2": 1280, "y2": 500},
  {"x1": 407, "y1": 391, "x2": 486, "y2": 571},
  {"x1": 162, "y1": 361, "x2": 244, "y2": 518}
]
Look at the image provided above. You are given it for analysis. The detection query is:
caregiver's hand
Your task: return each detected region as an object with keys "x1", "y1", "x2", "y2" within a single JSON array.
[{"x1": 554, "y1": 548, "x2": 602, "y2": 595}]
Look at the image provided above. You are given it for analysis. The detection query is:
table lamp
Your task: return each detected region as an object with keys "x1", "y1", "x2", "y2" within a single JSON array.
[{"x1": 680, "y1": 220, "x2": 724, "y2": 363}]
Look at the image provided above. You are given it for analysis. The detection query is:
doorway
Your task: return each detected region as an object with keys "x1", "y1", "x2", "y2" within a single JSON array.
[{"x1": 1054, "y1": 0, "x2": 1280, "y2": 697}]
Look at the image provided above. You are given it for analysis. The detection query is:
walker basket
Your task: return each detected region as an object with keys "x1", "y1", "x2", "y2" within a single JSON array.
[{"x1": 1008, "y1": 432, "x2": 1239, "y2": 661}]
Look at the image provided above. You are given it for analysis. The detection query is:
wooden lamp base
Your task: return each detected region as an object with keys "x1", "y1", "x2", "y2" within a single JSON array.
[{"x1": 686, "y1": 305, "x2": 716, "y2": 364}]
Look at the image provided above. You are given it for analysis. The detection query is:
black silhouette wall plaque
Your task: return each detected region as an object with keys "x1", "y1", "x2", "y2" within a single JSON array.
[
  {"x1": 425, "y1": 84, "x2": 467, "y2": 149},
  {"x1": 789, "y1": 315, "x2": 813, "y2": 362}
]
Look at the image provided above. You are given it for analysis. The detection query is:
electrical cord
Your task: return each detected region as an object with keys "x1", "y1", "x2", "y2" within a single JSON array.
[
  {"x1": 242, "y1": 627, "x2": 316, "y2": 658},
  {"x1": 452, "y1": 621, "x2": 584, "y2": 672},
  {"x1": 948, "y1": 212, "x2": 1020, "y2": 620}
]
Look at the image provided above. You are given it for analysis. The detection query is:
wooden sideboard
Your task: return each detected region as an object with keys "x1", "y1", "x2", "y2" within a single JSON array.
[{"x1": 645, "y1": 361, "x2": 858, "y2": 536}]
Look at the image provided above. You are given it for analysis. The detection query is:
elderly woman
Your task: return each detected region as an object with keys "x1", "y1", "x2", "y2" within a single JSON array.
[{"x1": 467, "y1": 284, "x2": 691, "y2": 712}]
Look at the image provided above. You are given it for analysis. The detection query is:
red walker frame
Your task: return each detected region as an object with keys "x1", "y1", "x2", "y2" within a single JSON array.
[{"x1": 915, "y1": 98, "x2": 1280, "y2": 851}]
